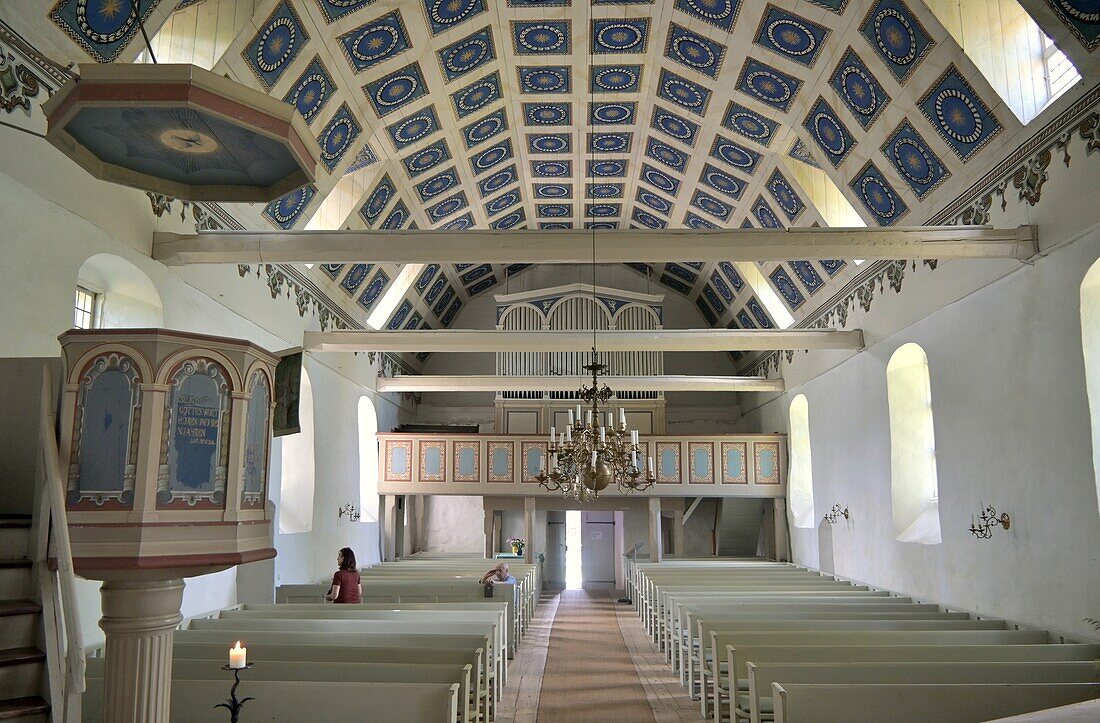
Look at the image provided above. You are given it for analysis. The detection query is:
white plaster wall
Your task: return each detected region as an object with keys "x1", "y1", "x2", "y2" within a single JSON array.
[
  {"x1": 420, "y1": 496, "x2": 485, "y2": 552},
  {"x1": 0, "y1": 126, "x2": 408, "y2": 646},
  {"x1": 740, "y1": 227, "x2": 1100, "y2": 640}
]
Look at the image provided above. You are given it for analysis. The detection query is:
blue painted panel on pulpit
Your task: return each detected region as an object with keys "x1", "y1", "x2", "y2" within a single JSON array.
[
  {"x1": 74, "y1": 355, "x2": 141, "y2": 506},
  {"x1": 424, "y1": 446, "x2": 443, "y2": 477},
  {"x1": 164, "y1": 359, "x2": 229, "y2": 507},
  {"x1": 242, "y1": 371, "x2": 270, "y2": 507},
  {"x1": 458, "y1": 447, "x2": 477, "y2": 476}
]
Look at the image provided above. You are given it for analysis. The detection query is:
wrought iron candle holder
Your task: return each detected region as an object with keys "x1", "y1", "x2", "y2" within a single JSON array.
[
  {"x1": 338, "y1": 503, "x2": 360, "y2": 522},
  {"x1": 823, "y1": 504, "x2": 849, "y2": 524},
  {"x1": 969, "y1": 505, "x2": 1010, "y2": 539},
  {"x1": 216, "y1": 663, "x2": 254, "y2": 722}
]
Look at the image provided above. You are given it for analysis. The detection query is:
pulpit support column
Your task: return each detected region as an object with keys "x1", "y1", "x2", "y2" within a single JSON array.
[{"x1": 99, "y1": 578, "x2": 185, "y2": 723}]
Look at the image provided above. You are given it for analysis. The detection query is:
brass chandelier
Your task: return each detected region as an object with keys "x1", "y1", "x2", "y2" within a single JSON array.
[{"x1": 536, "y1": 348, "x2": 655, "y2": 500}]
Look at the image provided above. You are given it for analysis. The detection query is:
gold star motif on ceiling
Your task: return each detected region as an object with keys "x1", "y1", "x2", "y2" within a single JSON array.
[
  {"x1": 780, "y1": 29, "x2": 802, "y2": 45},
  {"x1": 850, "y1": 84, "x2": 866, "y2": 99},
  {"x1": 949, "y1": 107, "x2": 968, "y2": 125},
  {"x1": 100, "y1": 0, "x2": 123, "y2": 18},
  {"x1": 367, "y1": 37, "x2": 384, "y2": 50},
  {"x1": 904, "y1": 151, "x2": 923, "y2": 170},
  {"x1": 885, "y1": 28, "x2": 905, "y2": 48},
  {"x1": 268, "y1": 35, "x2": 286, "y2": 55},
  {"x1": 301, "y1": 89, "x2": 316, "y2": 104},
  {"x1": 447, "y1": 0, "x2": 463, "y2": 13}
]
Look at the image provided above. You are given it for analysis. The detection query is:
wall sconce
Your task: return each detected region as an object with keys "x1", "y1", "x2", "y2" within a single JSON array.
[
  {"x1": 823, "y1": 504, "x2": 849, "y2": 524},
  {"x1": 338, "y1": 504, "x2": 360, "y2": 523},
  {"x1": 969, "y1": 505, "x2": 1010, "y2": 539}
]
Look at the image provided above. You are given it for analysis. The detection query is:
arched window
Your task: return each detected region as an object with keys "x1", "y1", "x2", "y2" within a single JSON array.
[
  {"x1": 887, "y1": 343, "x2": 942, "y2": 544},
  {"x1": 76, "y1": 254, "x2": 164, "y2": 329},
  {"x1": 278, "y1": 365, "x2": 315, "y2": 534},
  {"x1": 358, "y1": 395, "x2": 379, "y2": 522},
  {"x1": 788, "y1": 394, "x2": 815, "y2": 528},
  {"x1": 1080, "y1": 260, "x2": 1100, "y2": 514}
]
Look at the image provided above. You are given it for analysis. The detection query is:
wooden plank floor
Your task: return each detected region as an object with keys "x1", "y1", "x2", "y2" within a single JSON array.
[
  {"x1": 614, "y1": 592, "x2": 705, "y2": 723},
  {"x1": 497, "y1": 593, "x2": 559, "y2": 723},
  {"x1": 497, "y1": 590, "x2": 702, "y2": 722}
]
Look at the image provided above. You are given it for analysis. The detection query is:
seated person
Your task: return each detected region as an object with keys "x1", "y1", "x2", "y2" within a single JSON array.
[
  {"x1": 325, "y1": 547, "x2": 362, "y2": 603},
  {"x1": 480, "y1": 561, "x2": 516, "y2": 585}
]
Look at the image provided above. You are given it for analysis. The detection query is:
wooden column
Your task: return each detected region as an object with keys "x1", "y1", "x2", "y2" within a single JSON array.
[
  {"x1": 393, "y1": 495, "x2": 406, "y2": 560},
  {"x1": 648, "y1": 497, "x2": 663, "y2": 563},
  {"x1": 670, "y1": 509, "x2": 685, "y2": 558},
  {"x1": 773, "y1": 498, "x2": 790, "y2": 563},
  {"x1": 483, "y1": 508, "x2": 495, "y2": 558},
  {"x1": 524, "y1": 497, "x2": 536, "y2": 565}
]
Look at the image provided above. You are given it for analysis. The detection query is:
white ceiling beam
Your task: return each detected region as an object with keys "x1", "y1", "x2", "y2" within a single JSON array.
[
  {"x1": 153, "y1": 226, "x2": 1038, "y2": 265},
  {"x1": 376, "y1": 375, "x2": 784, "y2": 393},
  {"x1": 305, "y1": 328, "x2": 864, "y2": 352}
]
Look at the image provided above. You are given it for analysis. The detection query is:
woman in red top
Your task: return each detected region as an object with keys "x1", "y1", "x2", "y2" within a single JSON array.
[{"x1": 325, "y1": 547, "x2": 362, "y2": 604}]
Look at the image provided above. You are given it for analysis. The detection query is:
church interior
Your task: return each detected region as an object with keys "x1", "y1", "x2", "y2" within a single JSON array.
[{"x1": 0, "y1": 0, "x2": 1099, "y2": 720}]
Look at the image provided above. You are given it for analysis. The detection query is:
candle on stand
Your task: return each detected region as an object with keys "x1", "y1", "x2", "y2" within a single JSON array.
[
  {"x1": 550, "y1": 426, "x2": 556, "y2": 445},
  {"x1": 229, "y1": 641, "x2": 246, "y2": 669},
  {"x1": 599, "y1": 426, "x2": 606, "y2": 443},
  {"x1": 568, "y1": 409, "x2": 574, "y2": 425},
  {"x1": 586, "y1": 409, "x2": 593, "y2": 425},
  {"x1": 619, "y1": 408, "x2": 626, "y2": 427},
  {"x1": 591, "y1": 451, "x2": 597, "y2": 469},
  {"x1": 565, "y1": 427, "x2": 572, "y2": 442},
  {"x1": 576, "y1": 404, "x2": 582, "y2": 423},
  {"x1": 540, "y1": 457, "x2": 546, "y2": 473},
  {"x1": 607, "y1": 411, "x2": 614, "y2": 430},
  {"x1": 648, "y1": 456, "x2": 655, "y2": 473},
  {"x1": 631, "y1": 450, "x2": 637, "y2": 468},
  {"x1": 631, "y1": 430, "x2": 638, "y2": 445}
]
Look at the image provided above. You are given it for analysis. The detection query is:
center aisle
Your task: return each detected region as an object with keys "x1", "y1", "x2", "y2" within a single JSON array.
[{"x1": 536, "y1": 590, "x2": 657, "y2": 723}]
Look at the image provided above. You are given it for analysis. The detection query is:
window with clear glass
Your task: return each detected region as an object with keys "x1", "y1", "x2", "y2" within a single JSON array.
[
  {"x1": 74, "y1": 286, "x2": 99, "y2": 329},
  {"x1": 887, "y1": 343, "x2": 942, "y2": 544}
]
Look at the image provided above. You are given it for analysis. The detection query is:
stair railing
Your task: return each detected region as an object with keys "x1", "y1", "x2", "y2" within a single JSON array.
[{"x1": 32, "y1": 362, "x2": 85, "y2": 722}]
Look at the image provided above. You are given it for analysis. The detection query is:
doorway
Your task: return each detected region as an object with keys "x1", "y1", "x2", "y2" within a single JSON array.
[{"x1": 545, "y1": 509, "x2": 619, "y2": 590}]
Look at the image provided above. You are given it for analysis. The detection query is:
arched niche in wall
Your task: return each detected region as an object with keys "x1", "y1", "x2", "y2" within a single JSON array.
[
  {"x1": 1080, "y1": 260, "x2": 1100, "y2": 515},
  {"x1": 76, "y1": 253, "x2": 164, "y2": 328},
  {"x1": 887, "y1": 343, "x2": 942, "y2": 545},
  {"x1": 788, "y1": 394, "x2": 815, "y2": 529},
  {"x1": 358, "y1": 395, "x2": 379, "y2": 523},
  {"x1": 278, "y1": 364, "x2": 315, "y2": 533}
]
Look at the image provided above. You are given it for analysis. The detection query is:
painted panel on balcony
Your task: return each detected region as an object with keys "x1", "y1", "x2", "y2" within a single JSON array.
[
  {"x1": 522, "y1": 441, "x2": 547, "y2": 482},
  {"x1": 386, "y1": 439, "x2": 412, "y2": 481},
  {"x1": 419, "y1": 440, "x2": 446, "y2": 481},
  {"x1": 721, "y1": 441, "x2": 748, "y2": 484},
  {"x1": 689, "y1": 442, "x2": 715, "y2": 484},
  {"x1": 755, "y1": 441, "x2": 780, "y2": 484},
  {"x1": 656, "y1": 442, "x2": 681, "y2": 484},
  {"x1": 488, "y1": 441, "x2": 514, "y2": 482},
  {"x1": 453, "y1": 441, "x2": 480, "y2": 481}
]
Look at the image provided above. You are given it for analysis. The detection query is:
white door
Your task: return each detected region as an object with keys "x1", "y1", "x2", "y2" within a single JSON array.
[
  {"x1": 581, "y1": 511, "x2": 616, "y2": 585},
  {"x1": 545, "y1": 513, "x2": 566, "y2": 587}
]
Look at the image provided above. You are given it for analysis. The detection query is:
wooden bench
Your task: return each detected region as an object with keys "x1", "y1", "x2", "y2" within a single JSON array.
[
  {"x1": 174, "y1": 628, "x2": 495, "y2": 721},
  {"x1": 186, "y1": 617, "x2": 503, "y2": 715},
  {"x1": 714, "y1": 643, "x2": 1100, "y2": 723},
  {"x1": 771, "y1": 682, "x2": 1100, "y2": 723},
  {"x1": 85, "y1": 657, "x2": 477, "y2": 723},
  {"x1": 743, "y1": 661, "x2": 1100, "y2": 723}
]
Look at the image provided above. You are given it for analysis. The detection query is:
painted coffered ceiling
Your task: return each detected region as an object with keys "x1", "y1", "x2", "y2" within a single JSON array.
[{"x1": 10, "y1": 0, "x2": 1098, "y2": 356}]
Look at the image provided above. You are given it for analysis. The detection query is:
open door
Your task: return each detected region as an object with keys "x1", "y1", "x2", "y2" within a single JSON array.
[
  {"x1": 545, "y1": 511, "x2": 566, "y2": 589},
  {"x1": 581, "y1": 511, "x2": 616, "y2": 587}
]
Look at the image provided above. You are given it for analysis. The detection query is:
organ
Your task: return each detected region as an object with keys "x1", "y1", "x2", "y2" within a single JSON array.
[{"x1": 494, "y1": 283, "x2": 666, "y2": 434}]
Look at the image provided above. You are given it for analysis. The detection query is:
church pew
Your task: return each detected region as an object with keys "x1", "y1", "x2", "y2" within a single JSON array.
[
  {"x1": 744, "y1": 662, "x2": 1100, "y2": 723},
  {"x1": 85, "y1": 657, "x2": 477, "y2": 723},
  {"x1": 171, "y1": 641, "x2": 487, "y2": 721},
  {"x1": 187, "y1": 617, "x2": 504, "y2": 714},
  {"x1": 88, "y1": 680, "x2": 462, "y2": 723},
  {"x1": 672, "y1": 607, "x2": 968, "y2": 687},
  {"x1": 217, "y1": 608, "x2": 509, "y2": 672},
  {"x1": 692, "y1": 619, "x2": 1009, "y2": 719},
  {"x1": 276, "y1": 580, "x2": 522, "y2": 652},
  {"x1": 701, "y1": 628, "x2": 1052, "y2": 721},
  {"x1": 666, "y1": 599, "x2": 943, "y2": 672},
  {"x1": 770, "y1": 682, "x2": 1100, "y2": 723},
  {"x1": 174, "y1": 629, "x2": 496, "y2": 720}
]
